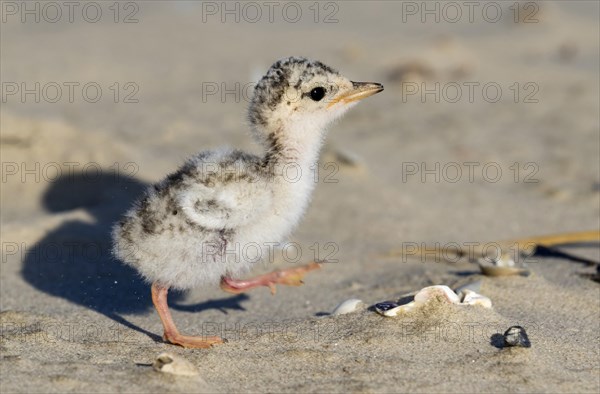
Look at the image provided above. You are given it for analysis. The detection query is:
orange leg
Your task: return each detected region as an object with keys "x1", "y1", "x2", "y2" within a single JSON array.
[
  {"x1": 220, "y1": 261, "x2": 322, "y2": 295},
  {"x1": 151, "y1": 282, "x2": 224, "y2": 349}
]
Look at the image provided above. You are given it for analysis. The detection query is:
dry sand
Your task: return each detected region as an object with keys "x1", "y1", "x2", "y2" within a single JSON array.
[{"x1": 1, "y1": 2, "x2": 599, "y2": 393}]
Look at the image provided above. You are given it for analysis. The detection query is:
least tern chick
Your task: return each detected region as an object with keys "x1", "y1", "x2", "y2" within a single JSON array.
[{"x1": 113, "y1": 56, "x2": 383, "y2": 348}]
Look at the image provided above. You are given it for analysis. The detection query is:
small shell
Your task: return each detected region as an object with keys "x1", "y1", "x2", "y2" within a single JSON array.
[
  {"x1": 332, "y1": 299, "x2": 364, "y2": 315},
  {"x1": 459, "y1": 289, "x2": 492, "y2": 309},
  {"x1": 503, "y1": 326, "x2": 531, "y2": 348},
  {"x1": 478, "y1": 253, "x2": 530, "y2": 277},
  {"x1": 153, "y1": 353, "x2": 200, "y2": 377},
  {"x1": 454, "y1": 280, "x2": 482, "y2": 295},
  {"x1": 414, "y1": 285, "x2": 460, "y2": 305},
  {"x1": 374, "y1": 301, "x2": 416, "y2": 317}
]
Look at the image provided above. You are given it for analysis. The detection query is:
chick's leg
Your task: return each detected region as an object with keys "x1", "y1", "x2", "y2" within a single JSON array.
[
  {"x1": 220, "y1": 261, "x2": 322, "y2": 295},
  {"x1": 151, "y1": 282, "x2": 223, "y2": 348}
]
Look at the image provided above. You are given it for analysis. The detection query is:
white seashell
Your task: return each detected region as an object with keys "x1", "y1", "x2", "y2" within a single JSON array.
[
  {"x1": 332, "y1": 299, "x2": 364, "y2": 315},
  {"x1": 478, "y1": 252, "x2": 514, "y2": 266},
  {"x1": 459, "y1": 289, "x2": 492, "y2": 309},
  {"x1": 498, "y1": 253, "x2": 515, "y2": 267},
  {"x1": 153, "y1": 353, "x2": 200, "y2": 377},
  {"x1": 478, "y1": 253, "x2": 530, "y2": 277},
  {"x1": 414, "y1": 285, "x2": 460, "y2": 305}
]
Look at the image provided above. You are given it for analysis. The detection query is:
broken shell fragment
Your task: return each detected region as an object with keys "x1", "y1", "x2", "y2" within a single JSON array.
[
  {"x1": 478, "y1": 253, "x2": 530, "y2": 277},
  {"x1": 374, "y1": 300, "x2": 416, "y2": 317},
  {"x1": 503, "y1": 326, "x2": 531, "y2": 348},
  {"x1": 454, "y1": 280, "x2": 482, "y2": 295},
  {"x1": 374, "y1": 301, "x2": 399, "y2": 317},
  {"x1": 153, "y1": 353, "x2": 200, "y2": 377},
  {"x1": 459, "y1": 289, "x2": 492, "y2": 309},
  {"x1": 414, "y1": 285, "x2": 460, "y2": 305},
  {"x1": 332, "y1": 299, "x2": 364, "y2": 315}
]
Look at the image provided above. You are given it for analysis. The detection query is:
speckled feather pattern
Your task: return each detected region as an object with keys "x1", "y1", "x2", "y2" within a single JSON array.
[
  {"x1": 114, "y1": 149, "x2": 279, "y2": 289},
  {"x1": 249, "y1": 57, "x2": 339, "y2": 128}
]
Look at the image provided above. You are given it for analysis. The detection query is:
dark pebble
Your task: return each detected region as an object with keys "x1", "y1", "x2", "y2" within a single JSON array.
[{"x1": 503, "y1": 325, "x2": 531, "y2": 348}]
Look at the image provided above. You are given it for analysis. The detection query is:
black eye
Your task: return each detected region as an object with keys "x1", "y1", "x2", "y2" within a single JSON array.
[{"x1": 310, "y1": 87, "x2": 326, "y2": 101}]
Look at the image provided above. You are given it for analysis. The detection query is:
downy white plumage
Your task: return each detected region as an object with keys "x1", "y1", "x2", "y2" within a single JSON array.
[{"x1": 113, "y1": 56, "x2": 383, "y2": 348}]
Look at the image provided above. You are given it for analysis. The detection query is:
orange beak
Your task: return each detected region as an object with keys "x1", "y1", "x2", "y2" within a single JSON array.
[{"x1": 327, "y1": 81, "x2": 384, "y2": 108}]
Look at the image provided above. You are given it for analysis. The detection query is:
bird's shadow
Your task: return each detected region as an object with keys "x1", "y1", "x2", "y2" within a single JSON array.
[
  {"x1": 172, "y1": 294, "x2": 249, "y2": 313},
  {"x1": 20, "y1": 171, "x2": 249, "y2": 340}
]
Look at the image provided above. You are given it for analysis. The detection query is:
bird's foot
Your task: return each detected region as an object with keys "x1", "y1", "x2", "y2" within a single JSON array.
[
  {"x1": 163, "y1": 332, "x2": 224, "y2": 349},
  {"x1": 220, "y1": 261, "x2": 322, "y2": 295}
]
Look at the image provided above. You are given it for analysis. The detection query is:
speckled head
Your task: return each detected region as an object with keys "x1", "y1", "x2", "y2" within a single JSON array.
[{"x1": 248, "y1": 57, "x2": 383, "y2": 152}]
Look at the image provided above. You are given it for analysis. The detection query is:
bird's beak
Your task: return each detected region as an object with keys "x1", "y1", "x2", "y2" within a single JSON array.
[{"x1": 327, "y1": 81, "x2": 384, "y2": 108}]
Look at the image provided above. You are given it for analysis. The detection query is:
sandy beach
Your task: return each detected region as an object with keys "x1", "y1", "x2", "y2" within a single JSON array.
[{"x1": 1, "y1": 1, "x2": 599, "y2": 392}]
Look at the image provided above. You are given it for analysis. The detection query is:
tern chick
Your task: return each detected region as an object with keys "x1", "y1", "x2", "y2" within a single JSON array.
[{"x1": 113, "y1": 56, "x2": 383, "y2": 348}]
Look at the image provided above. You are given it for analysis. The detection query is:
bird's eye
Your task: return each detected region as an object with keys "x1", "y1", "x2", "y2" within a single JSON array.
[{"x1": 309, "y1": 87, "x2": 326, "y2": 101}]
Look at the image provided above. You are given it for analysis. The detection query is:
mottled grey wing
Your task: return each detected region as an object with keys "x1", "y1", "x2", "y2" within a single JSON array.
[{"x1": 175, "y1": 180, "x2": 272, "y2": 230}]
